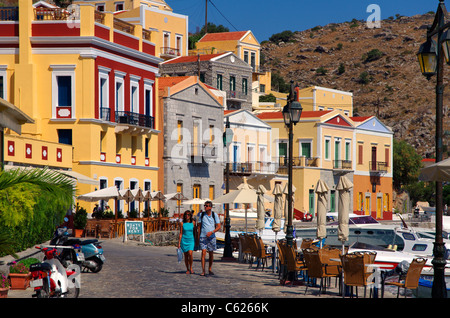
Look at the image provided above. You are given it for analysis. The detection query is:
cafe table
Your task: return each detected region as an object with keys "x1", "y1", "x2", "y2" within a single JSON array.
[{"x1": 330, "y1": 258, "x2": 395, "y2": 298}]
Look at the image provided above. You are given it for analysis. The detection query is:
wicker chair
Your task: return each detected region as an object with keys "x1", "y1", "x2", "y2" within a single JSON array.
[
  {"x1": 283, "y1": 244, "x2": 307, "y2": 286},
  {"x1": 254, "y1": 237, "x2": 273, "y2": 271},
  {"x1": 340, "y1": 252, "x2": 377, "y2": 298},
  {"x1": 303, "y1": 248, "x2": 341, "y2": 295},
  {"x1": 385, "y1": 258, "x2": 427, "y2": 298},
  {"x1": 238, "y1": 234, "x2": 252, "y2": 263}
]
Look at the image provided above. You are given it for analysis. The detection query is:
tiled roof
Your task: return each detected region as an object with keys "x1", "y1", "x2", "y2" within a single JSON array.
[
  {"x1": 350, "y1": 116, "x2": 373, "y2": 122},
  {"x1": 198, "y1": 31, "x2": 248, "y2": 42},
  {"x1": 158, "y1": 76, "x2": 192, "y2": 88},
  {"x1": 162, "y1": 53, "x2": 224, "y2": 64}
]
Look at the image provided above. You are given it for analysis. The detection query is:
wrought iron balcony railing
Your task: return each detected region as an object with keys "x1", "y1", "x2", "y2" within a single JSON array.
[
  {"x1": 369, "y1": 161, "x2": 388, "y2": 173},
  {"x1": 115, "y1": 110, "x2": 154, "y2": 129},
  {"x1": 333, "y1": 160, "x2": 352, "y2": 170},
  {"x1": 0, "y1": 7, "x2": 18, "y2": 21},
  {"x1": 227, "y1": 161, "x2": 277, "y2": 175}
]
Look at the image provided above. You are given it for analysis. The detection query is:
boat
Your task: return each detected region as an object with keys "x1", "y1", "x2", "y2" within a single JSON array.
[
  {"x1": 295, "y1": 213, "x2": 450, "y2": 260},
  {"x1": 346, "y1": 241, "x2": 434, "y2": 270}
]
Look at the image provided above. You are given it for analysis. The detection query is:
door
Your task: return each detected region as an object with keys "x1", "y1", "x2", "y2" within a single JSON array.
[
  {"x1": 309, "y1": 189, "x2": 315, "y2": 215},
  {"x1": 371, "y1": 147, "x2": 377, "y2": 171},
  {"x1": 377, "y1": 196, "x2": 382, "y2": 219},
  {"x1": 193, "y1": 184, "x2": 201, "y2": 215}
]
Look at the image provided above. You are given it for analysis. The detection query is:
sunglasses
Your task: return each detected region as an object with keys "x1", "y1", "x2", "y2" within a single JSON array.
[{"x1": 204, "y1": 204, "x2": 211, "y2": 207}]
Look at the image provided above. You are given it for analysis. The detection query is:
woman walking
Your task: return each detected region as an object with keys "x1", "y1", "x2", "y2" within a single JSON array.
[{"x1": 178, "y1": 210, "x2": 196, "y2": 274}]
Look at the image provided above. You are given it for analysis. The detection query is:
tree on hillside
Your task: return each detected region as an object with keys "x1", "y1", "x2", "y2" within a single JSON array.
[
  {"x1": 393, "y1": 139, "x2": 423, "y2": 190},
  {"x1": 189, "y1": 22, "x2": 230, "y2": 50},
  {"x1": 269, "y1": 30, "x2": 295, "y2": 44}
]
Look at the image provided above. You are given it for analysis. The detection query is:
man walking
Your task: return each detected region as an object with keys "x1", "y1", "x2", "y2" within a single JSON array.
[{"x1": 197, "y1": 201, "x2": 221, "y2": 276}]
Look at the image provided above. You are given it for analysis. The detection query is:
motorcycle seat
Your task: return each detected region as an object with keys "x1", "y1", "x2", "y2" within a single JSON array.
[
  {"x1": 29, "y1": 262, "x2": 52, "y2": 272},
  {"x1": 66, "y1": 239, "x2": 98, "y2": 245}
]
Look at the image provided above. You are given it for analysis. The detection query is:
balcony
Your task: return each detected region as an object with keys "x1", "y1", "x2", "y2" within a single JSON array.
[
  {"x1": 160, "y1": 47, "x2": 180, "y2": 60},
  {"x1": 0, "y1": 7, "x2": 18, "y2": 21},
  {"x1": 227, "y1": 90, "x2": 248, "y2": 102},
  {"x1": 369, "y1": 161, "x2": 388, "y2": 174},
  {"x1": 227, "y1": 161, "x2": 276, "y2": 175},
  {"x1": 333, "y1": 160, "x2": 352, "y2": 170},
  {"x1": 252, "y1": 65, "x2": 267, "y2": 75},
  {"x1": 115, "y1": 111, "x2": 154, "y2": 129},
  {"x1": 34, "y1": 7, "x2": 74, "y2": 20},
  {"x1": 275, "y1": 156, "x2": 319, "y2": 174}
]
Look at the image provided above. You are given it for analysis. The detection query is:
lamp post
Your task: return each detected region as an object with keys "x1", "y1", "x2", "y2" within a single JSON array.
[
  {"x1": 282, "y1": 81, "x2": 302, "y2": 247},
  {"x1": 222, "y1": 117, "x2": 235, "y2": 260},
  {"x1": 417, "y1": 0, "x2": 448, "y2": 298}
]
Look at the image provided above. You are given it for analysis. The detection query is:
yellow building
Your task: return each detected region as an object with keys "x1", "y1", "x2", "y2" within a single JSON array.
[
  {"x1": 296, "y1": 85, "x2": 353, "y2": 116},
  {"x1": 258, "y1": 96, "x2": 393, "y2": 220},
  {"x1": 74, "y1": 0, "x2": 189, "y2": 60},
  {"x1": 0, "y1": 1, "x2": 163, "y2": 215}
]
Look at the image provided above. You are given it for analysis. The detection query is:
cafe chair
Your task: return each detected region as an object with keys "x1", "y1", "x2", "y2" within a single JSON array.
[
  {"x1": 238, "y1": 234, "x2": 252, "y2": 263},
  {"x1": 283, "y1": 244, "x2": 307, "y2": 286},
  {"x1": 254, "y1": 237, "x2": 273, "y2": 271},
  {"x1": 341, "y1": 252, "x2": 377, "y2": 298},
  {"x1": 303, "y1": 248, "x2": 341, "y2": 295},
  {"x1": 384, "y1": 258, "x2": 427, "y2": 298},
  {"x1": 276, "y1": 240, "x2": 287, "y2": 279}
]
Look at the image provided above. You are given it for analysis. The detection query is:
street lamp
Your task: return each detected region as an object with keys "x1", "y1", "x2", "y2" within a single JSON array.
[
  {"x1": 417, "y1": 0, "x2": 447, "y2": 298},
  {"x1": 222, "y1": 117, "x2": 235, "y2": 260},
  {"x1": 282, "y1": 81, "x2": 302, "y2": 247}
]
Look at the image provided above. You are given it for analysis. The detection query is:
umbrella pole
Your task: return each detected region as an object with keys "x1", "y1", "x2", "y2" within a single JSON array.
[{"x1": 245, "y1": 205, "x2": 248, "y2": 233}]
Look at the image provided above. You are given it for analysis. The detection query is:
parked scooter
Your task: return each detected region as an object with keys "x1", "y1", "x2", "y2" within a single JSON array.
[
  {"x1": 29, "y1": 246, "x2": 81, "y2": 298},
  {"x1": 50, "y1": 226, "x2": 105, "y2": 273}
]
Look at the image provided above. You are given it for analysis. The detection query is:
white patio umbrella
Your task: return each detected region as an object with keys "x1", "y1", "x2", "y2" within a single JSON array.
[
  {"x1": 213, "y1": 177, "x2": 258, "y2": 233},
  {"x1": 131, "y1": 188, "x2": 144, "y2": 217},
  {"x1": 272, "y1": 183, "x2": 284, "y2": 235},
  {"x1": 119, "y1": 188, "x2": 134, "y2": 216},
  {"x1": 315, "y1": 180, "x2": 330, "y2": 248},
  {"x1": 336, "y1": 175, "x2": 353, "y2": 247},
  {"x1": 182, "y1": 198, "x2": 210, "y2": 205},
  {"x1": 77, "y1": 186, "x2": 119, "y2": 202},
  {"x1": 165, "y1": 192, "x2": 188, "y2": 216},
  {"x1": 256, "y1": 185, "x2": 268, "y2": 235},
  {"x1": 419, "y1": 157, "x2": 450, "y2": 182},
  {"x1": 283, "y1": 183, "x2": 296, "y2": 233}
]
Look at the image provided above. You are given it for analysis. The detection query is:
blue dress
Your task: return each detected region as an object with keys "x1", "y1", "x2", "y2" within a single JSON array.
[{"x1": 180, "y1": 222, "x2": 195, "y2": 253}]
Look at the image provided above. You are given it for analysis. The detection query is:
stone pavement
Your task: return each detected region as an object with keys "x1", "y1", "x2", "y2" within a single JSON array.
[{"x1": 5, "y1": 235, "x2": 401, "y2": 302}]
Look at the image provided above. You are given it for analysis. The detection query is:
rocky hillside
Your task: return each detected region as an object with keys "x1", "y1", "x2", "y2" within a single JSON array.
[{"x1": 262, "y1": 13, "x2": 450, "y2": 158}]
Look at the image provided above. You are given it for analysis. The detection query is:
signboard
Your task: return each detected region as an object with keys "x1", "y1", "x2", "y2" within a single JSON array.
[{"x1": 124, "y1": 221, "x2": 144, "y2": 242}]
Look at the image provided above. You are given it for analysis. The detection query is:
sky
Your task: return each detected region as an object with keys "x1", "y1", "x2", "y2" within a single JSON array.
[{"x1": 168, "y1": 0, "x2": 439, "y2": 42}]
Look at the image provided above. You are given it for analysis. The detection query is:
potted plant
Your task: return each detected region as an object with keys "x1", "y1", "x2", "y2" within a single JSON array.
[
  {"x1": 73, "y1": 206, "x2": 88, "y2": 237},
  {"x1": 9, "y1": 261, "x2": 32, "y2": 290},
  {"x1": 0, "y1": 273, "x2": 9, "y2": 298}
]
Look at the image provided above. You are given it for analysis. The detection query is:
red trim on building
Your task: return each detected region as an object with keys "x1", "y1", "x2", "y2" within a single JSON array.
[
  {"x1": 0, "y1": 23, "x2": 19, "y2": 37},
  {"x1": 25, "y1": 144, "x2": 32, "y2": 159},
  {"x1": 32, "y1": 22, "x2": 81, "y2": 37},
  {"x1": 324, "y1": 115, "x2": 352, "y2": 127},
  {"x1": 95, "y1": 24, "x2": 110, "y2": 41},
  {"x1": 113, "y1": 31, "x2": 139, "y2": 51}
]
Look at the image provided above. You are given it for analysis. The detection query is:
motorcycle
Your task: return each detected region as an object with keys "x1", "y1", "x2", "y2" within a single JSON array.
[
  {"x1": 29, "y1": 246, "x2": 81, "y2": 298},
  {"x1": 50, "y1": 226, "x2": 105, "y2": 273}
]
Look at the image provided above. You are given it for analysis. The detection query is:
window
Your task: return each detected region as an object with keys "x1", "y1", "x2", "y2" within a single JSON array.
[
  {"x1": 177, "y1": 120, "x2": 183, "y2": 144},
  {"x1": 199, "y1": 73, "x2": 205, "y2": 83},
  {"x1": 330, "y1": 190, "x2": 336, "y2": 212},
  {"x1": 300, "y1": 141, "x2": 311, "y2": 158},
  {"x1": 98, "y1": 67, "x2": 111, "y2": 121},
  {"x1": 144, "y1": 79, "x2": 154, "y2": 127},
  {"x1": 145, "y1": 138, "x2": 149, "y2": 158},
  {"x1": 114, "y1": 2, "x2": 124, "y2": 11},
  {"x1": 385, "y1": 147, "x2": 390, "y2": 167},
  {"x1": 209, "y1": 185, "x2": 214, "y2": 200},
  {"x1": 176, "y1": 35, "x2": 182, "y2": 54},
  {"x1": 58, "y1": 129, "x2": 72, "y2": 145},
  {"x1": 51, "y1": 65, "x2": 75, "y2": 119},
  {"x1": 243, "y1": 51, "x2": 249, "y2": 63},
  {"x1": 251, "y1": 52, "x2": 256, "y2": 69},
  {"x1": 325, "y1": 138, "x2": 331, "y2": 160},
  {"x1": 130, "y1": 80, "x2": 139, "y2": 114},
  {"x1": 345, "y1": 140, "x2": 351, "y2": 161},
  {"x1": 216, "y1": 74, "x2": 223, "y2": 90},
  {"x1": 115, "y1": 74, "x2": 124, "y2": 113},
  {"x1": 358, "y1": 144, "x2": 363, "y2": 164},
  {"x1": 0, "y1": 65, "x2": 6, "y2": 100},
  {"x1": 260, "y1": 84, "x2": 265, "y2": 93},
  {"x1": 242, "y1": 78, "x2": 248, "y2": 95},
  {"x1": 96, "y1": 3, "x2": 105, "y2": 11},
  {"x1": 230, "y1": 76, "x2": 236, "y2": 91}
]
